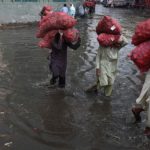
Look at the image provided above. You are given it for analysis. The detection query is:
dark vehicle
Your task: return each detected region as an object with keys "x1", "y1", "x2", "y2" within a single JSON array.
[{"x1": 102, "y1": 0, "x2": 133, "y2": 7}]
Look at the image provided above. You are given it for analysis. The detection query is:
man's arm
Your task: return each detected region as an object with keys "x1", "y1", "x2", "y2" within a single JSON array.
[{"x1": 67, "y1": 38, "x2": 81, "y2": 50}]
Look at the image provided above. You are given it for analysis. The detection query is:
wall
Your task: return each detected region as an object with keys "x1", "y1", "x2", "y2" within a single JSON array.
[{"x1": 0, "y1": 1, "x2": 80, "y2": 24}]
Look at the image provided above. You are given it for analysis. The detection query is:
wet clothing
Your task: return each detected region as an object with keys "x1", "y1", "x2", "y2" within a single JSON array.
[
  {"x1": 96, "y1": 36, "x2": 127, "y2": 96},
  {"x1": 136, "y1": 70, "x2": 150, "y2": 127},
  {"x1": 49, "y1": 33, "x2": 80, "y2": 87}
]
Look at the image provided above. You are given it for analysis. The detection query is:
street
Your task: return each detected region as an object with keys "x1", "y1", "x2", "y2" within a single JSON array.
[{"x1": 0, "y1": 4, "x2": 150, "y2": 150}]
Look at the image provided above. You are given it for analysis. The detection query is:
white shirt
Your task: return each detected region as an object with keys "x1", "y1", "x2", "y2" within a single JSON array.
[
  {"x1": 69, "y1": 6, "x2": 76, "y2": 16},
  {"x1": 61, "y1": 7, "x2": 69, "y2": 14}
]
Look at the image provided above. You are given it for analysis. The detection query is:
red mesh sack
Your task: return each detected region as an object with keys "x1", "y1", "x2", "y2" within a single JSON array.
[
  {"x1": 38, "y1": 15, "x2": 51, "y2": 28},
  {"x1": 63, "y1": 28, "x2": 79, "y2": 43},
  {"x1": 93, "y1": 0, "x2": 97, "y2": 4},
  {"x1": 83, "y1": 1, "x2": 95, "y2": 7},
  {"x1": 129, "y1": 41, "x2": 150, "y2": 72},
  {"x1": 37, "y1": 12, "x2": 77, "y2": 38},
  {"x1": 97, "y1": 33, "x2": 120, "y2": 47},
  {"x1": 90, "y1": 0, "x2": 96, "y2": 4},
  {"x1": 55, "y1": 12, "x2": 77, "y2": 29},
  {"x1": 132, "y1": 19, "x2": 150, "y2": 46},
  {"x1": 36, "y1": 14, "x2": 58, "y2": 38},
  {"x1": 44, "y1": 10, "x2": 52, "y2": 16},
  {"x1": 43, "y1": 5, "x2": 53, "y2": 12},
  {"x1": 39, "y1": 5, "x2": 53, "y2": 20},
  {"x1": 38, "y1": 30, "x2": 58, "y2": 49},
  {"x1": 96, "y1": 16, "x2": 122, "y2": 35},
  {"x1": 41, "y1": 5, "x2": 53, "y2": 16}
]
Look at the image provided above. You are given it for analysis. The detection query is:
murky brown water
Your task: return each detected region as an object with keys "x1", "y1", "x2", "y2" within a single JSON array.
[{"x1": 0, "y1": 5, "x2": 150, "y2": 150}]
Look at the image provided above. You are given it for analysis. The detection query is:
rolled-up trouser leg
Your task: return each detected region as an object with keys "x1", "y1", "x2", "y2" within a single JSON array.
[
  {"x1": 136, "y1": 70, "x2": 150, "y2": 108},
  {"x1": 104, "y1": 85, "x2": 113, "y2": 96},
  {"x1": 135, "y1": 70, "x2": 150, "y2": 126}
]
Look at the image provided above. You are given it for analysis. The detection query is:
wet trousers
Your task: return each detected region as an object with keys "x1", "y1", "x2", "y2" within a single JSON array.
[
  {"x1": 49, "y1": 61, "x2": 66, "y2": 87},
  {"x1": 136, "y1": 70, "x2": 150, "y2": 127},
  {"x1": 97, "y1": 79, "x2": 113, "y2": 96},
  {"x1": 51, "y1": 75, "x2": 66, "y2": 87},
  {"x1": 103, "y1": 85, "x2": 113, "y2": 96}
]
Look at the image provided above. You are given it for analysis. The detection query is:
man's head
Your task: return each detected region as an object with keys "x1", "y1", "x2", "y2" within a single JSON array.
[
  {"x1": 58, "y1": 30, "x2": 63, "y2": 35},
  {"x1": 64, "y1": 4, "x2": 67, "y2": 7}
]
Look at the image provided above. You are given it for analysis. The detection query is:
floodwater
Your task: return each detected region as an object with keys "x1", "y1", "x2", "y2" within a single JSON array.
[{"x1": 0, "y1": 5, "x2": 150, "y2": 150}]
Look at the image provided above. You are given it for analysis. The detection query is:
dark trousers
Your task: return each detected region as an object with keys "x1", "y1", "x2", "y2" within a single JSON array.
[
  {"x1": 49, "y1": 58, "x2": 67, "y2": 88},
  {"x1": 51, "y1": 75, "x2": 66, "y2": 88}
]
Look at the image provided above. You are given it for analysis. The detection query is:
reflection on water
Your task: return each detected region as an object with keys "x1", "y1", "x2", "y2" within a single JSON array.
[{"x1": 0, "y1": 4, "x2": 150, "y2": 150}]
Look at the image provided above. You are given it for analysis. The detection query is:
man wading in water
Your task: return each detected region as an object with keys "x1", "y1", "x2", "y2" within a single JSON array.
[{"x1": 48, "y1": 30, "x2": 80, "y2": 88}]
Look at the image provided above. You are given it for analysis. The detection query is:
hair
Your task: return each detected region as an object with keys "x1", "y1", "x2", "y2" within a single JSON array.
[{"x1": 64, "y1": 4, "x2": 67, "y2": 7}]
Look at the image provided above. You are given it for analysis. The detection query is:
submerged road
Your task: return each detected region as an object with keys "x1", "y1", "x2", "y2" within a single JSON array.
[{"x1": 0, "y1": 4, "x2": 150, "y2": 150}]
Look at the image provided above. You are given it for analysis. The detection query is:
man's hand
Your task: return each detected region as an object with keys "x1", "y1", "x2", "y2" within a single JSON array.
[{"x1": 118, "y1": 35, "x2": 123, "y2": 43}]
